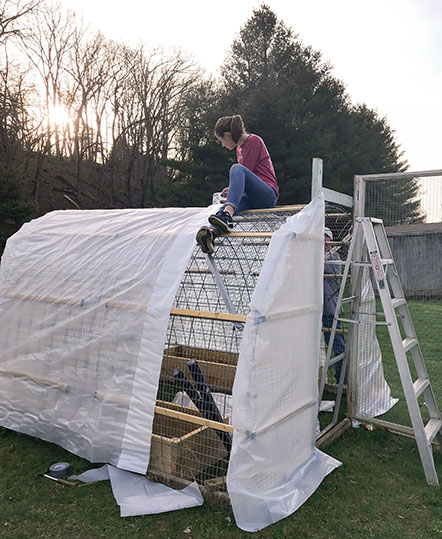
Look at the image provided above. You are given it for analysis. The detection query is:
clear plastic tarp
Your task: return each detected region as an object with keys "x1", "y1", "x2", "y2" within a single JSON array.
[
  {"x1": 0, "y1": 207, "x2": 213, "y2": 473},
  {"x1": 356, "y1": 270, "x2": 398, "y2": 417},
  {"x1": 70, "y1": 465, "x2": 204, "y2": 517},
  {"x1": 0, "y1": 200, "x2": 342, "y2": 531},
  {"x1": 227, "y1": 195, "x2": 341, "y2": 532}
]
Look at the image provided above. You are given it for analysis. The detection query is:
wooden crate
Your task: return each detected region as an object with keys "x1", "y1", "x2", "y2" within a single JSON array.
[
  {"x1": 148, "y1": 402, "x2": 228, "y2": 480},
  {"x1": 161, "y1": 345, "x2": 238, "y2": 391}
]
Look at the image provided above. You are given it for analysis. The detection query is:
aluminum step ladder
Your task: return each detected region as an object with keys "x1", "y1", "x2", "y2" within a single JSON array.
[{"x1": 319, "y1": 216, "x2": 442, "y2": 486}]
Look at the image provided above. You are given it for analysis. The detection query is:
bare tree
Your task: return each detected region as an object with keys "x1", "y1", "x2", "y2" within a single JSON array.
[
  {"x1": 65, "y1": 29, "x2": 118, "y2": 202},
  {"x1": 1, "y1": 1, "x2": 204, "y2": 211},
  {"x1": 0, "y1": 51, "x2": 40, "y2": 160},
  {"x1": 113, "y1": 45, "x2": 201, "y2": 206},
  {"x1": 19, "y1": 1, "x2": 76, "y2": 158},
  {"x1": 0, "y1": 0, "x2": 42, "y2": 43},
  {"x1": 0, "y1": 0, "x2": 43, "y2": 169}
]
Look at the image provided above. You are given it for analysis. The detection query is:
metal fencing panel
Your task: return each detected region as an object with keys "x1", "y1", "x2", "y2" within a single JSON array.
[{"x1": 351, "y1": 170, "x2": 442, "y2": 430}]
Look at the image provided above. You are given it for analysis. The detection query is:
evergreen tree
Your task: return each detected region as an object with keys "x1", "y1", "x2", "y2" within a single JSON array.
[
  {"x1": 0, "y1": 166, "x2": 34, "y2": 255},
  {"x1": 168, "y1": 4, "x2": 421, "y2": 223},
  {"x1": 165, "y1": 81, "x2": 233, "y2": 206},
  {"x1": 217, "y1": 4, "x2": 411, "y2": 210}
]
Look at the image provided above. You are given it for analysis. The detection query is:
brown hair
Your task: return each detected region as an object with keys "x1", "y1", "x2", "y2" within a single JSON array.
[{"x1": 214, "y1": 115, "x2": 245, "y2": 144}]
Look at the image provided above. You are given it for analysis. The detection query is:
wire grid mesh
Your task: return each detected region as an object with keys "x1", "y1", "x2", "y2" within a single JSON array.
[
  {"x1": 155, "y1": 208, "x2": 298, "y2": 484},
  {"x1": 356, "y1": 173, "x2": 442, "y2": 428},
  {"x1": 2, "y1": 269, "x2": 143, "y2": 394},
  {"x1": 154, "y1": 203, "x2": 353, "y2": 485},
  {"x1": 365, "y1": 174, "x2": 442, "y2": 300},
  {"x1": 319, "y1": 204, "x2": 352, "y2": 391}
]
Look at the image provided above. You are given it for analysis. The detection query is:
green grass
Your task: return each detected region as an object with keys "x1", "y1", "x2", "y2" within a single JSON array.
[
  {"x1": 375, "y1": 299, "x2": 442, "y2": 427},
  {"x1": 1, "y1": 300, "x2": 441, "y2": 538}
]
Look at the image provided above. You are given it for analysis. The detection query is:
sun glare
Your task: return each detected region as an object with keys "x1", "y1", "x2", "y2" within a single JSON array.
[{"x1": 48, "y1": 103, "x2": 71, "y2": 127}]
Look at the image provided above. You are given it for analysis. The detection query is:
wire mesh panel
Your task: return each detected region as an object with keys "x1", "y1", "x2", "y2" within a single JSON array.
[
  {"x1": 0, "y1": 207, "x2": 219, "y2": 473},
  {"x1": 153, "y1": 203, "x2": 353, "y2": 489},
  {"x1": 155, "y1": 209, "x2": 300, "y2": 486},
  {"x1": 364, "y1": 172, "x2": 442, "y2": 300},
  {"x1": 317, "y1": 204, "x2": 352, "y2": 390},
  {"x1": 354, "y1": 171, "x2": 442, "y2": 430}
]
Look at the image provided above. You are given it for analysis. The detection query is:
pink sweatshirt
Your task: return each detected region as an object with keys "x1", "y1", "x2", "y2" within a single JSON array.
[{"x1": 236, "y1": 134, "x2": 279, "y2": 198}]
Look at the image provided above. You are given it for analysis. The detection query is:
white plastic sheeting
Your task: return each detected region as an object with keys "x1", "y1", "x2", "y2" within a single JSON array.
[
  {"x1": 0, "y1": 206, "x2": 214, "y2": 473},
  {"x1": 356, "y1": 270, "x2": 398, "y2": 417},
  {"x1": 227, "y1": 195, "x2": 341, "y2": 532},
  {"x1": 70, "y1": 465, "x2": 204, "y2": 516}
]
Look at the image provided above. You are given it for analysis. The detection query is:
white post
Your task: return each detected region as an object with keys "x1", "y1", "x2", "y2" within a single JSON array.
[
  {"x1": 347, "y1": 175, "x2": 365, "y2": 419},
  {"x1": 311, "y1": 158, "x2": 323, "y2": 200},
  {"x1": 353, "y1": 175, "x2": 365, "y2": 219}
]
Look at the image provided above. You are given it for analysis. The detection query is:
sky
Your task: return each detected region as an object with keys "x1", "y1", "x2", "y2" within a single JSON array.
[{"x1": 58, "y1": 0, "x2": 442, "y2": 174}]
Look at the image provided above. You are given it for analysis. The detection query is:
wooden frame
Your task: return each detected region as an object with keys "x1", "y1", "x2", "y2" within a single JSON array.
[{"x1": 162, "y1": 345, "x2": 238, "y2": 392}]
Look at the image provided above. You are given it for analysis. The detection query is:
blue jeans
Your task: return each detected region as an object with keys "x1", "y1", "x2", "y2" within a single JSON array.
[
  {"x1": 223, "y1": 164, "x2": 277, "y2": 215},
  {"x1": 322, "y1": 314, "x2": 347, "y2": 383}
]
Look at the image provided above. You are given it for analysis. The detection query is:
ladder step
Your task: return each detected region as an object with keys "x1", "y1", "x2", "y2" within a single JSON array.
[
  {"x1": 403, "y1": 337, "x2": 418, "y2": 353},
  {"x1": 337, "y1": 317, "x2": 390, "y2": 326},
  {"x1": 391, "y1": 298, "x2": 406, "y2": 309},
  {"x1": 329, "y1": 353, "x2": 345, "y2": 366},
  {"x1": 425, "y1": 419, "x2": 442, "y2": 443},
  {"x1": 342, "y1": 296, "x2": 357, "y2": 304},
  {"x1": 339, "y1": 218, "x2": 441, "y2": 487},
  {"x1": 413, "y1": 378, "x2": 430, "y2": 398},
  {"x1": 337, "y1": 317, "x2": 358, "y2": 324}
]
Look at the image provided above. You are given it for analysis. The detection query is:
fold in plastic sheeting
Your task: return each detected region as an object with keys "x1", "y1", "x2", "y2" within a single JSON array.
[
  {"x1": 0, "y1": 206, "x2": 215, "y2": 473},
  {"x1": 356, "y1": 270, "x2": 398, "y2": 417},
  {"x1": 70, "y1": 465, "x2": 204, "y2": 516},
  {"x1": 227, "y1": 195, "x2": 341, "y2": 533}
]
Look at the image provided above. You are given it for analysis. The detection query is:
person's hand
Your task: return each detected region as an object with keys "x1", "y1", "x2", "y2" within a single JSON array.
[{"x1": 221, "y1": 187, "x2": 229, "y2": 201}]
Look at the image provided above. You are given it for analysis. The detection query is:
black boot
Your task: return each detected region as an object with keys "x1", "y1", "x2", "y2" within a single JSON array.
[{"x1": 196, "y1": 226, "x2": 218, "y2": 254}]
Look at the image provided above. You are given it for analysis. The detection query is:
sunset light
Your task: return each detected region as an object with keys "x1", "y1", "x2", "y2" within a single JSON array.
[{"x1": 48, "y1": 102, "x2": 72, "y2": 128}]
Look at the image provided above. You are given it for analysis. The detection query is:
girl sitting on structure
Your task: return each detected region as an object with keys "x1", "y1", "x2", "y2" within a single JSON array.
[{"x1": 196, "y1": 114, "x2": 279, "y2": 254}]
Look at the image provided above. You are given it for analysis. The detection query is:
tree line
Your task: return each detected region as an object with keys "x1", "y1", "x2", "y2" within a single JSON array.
[{"x1": 0, "y1": 1, "x2": 423, "y2": 251}]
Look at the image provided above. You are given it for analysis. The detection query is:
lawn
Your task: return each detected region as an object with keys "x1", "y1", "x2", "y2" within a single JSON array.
[{"x1": 0, "y1": 300, "x2": 441, "y2": 538}]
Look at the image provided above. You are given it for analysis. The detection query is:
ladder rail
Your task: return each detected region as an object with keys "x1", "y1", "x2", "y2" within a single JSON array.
[
  {"x1": 320, "y1": 216, "x2": 441, "y2": 485},
  {"x1": 318, "y1": 221, "x2": 362, "y2": 436},
  {"x1": 359, "y1": 218, "x2": 441, "y2": 486},
  {"x1": 318, "y1": 225, "x2": 355, "y2": 400}
]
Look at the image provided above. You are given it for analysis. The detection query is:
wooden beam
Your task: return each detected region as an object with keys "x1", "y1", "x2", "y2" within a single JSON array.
[
  {"x1": 322, "y1": 327, "x2": 348, "y2": 334},
  {"x1": 322, "y1": 187, "x2": 353, "y2": 208},
  {"x1": 154, "y1": 405, "x2": 233, "y2": 433},
  {"x1": 147, "y1": 469, "x2": 231, "y2": 508},
  {"x1": 185, "y1": 269, "x2": 235, "y2": 275},
  {"x1": 240, "y1": 204, "x2": 305, "y2": 213},
  {"x1": 0, "y1": 370, "x2": 69, "y2": 392},
  {"x1": 5, "y1": 292, "x2": 82, "y2": 306},
  {"x1": 219, "y1": 231, "x2": 273, "y2": 238},
  {"x1": 353, "y1": 416, "x2": 442, "y2": 452},
  {"x1": 316, "y1": 418, "x2": 352, "y2": 448},
  {"x1": 170, "y1": 307, "x2": 246, "y2": 323},
  {"x1": 359, "y1": 168, "x2": 442, "y2": 181}
]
